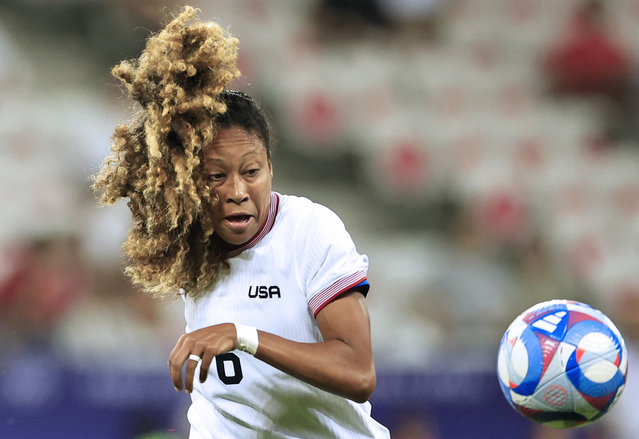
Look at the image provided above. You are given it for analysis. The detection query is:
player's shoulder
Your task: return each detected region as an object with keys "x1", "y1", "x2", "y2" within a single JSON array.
[
  {"x1": 277, "y1": 192, "x2": 337, "y2": 218},
  {"x1": 276, "y1": 192, "x2": 345, "y2": 229}
]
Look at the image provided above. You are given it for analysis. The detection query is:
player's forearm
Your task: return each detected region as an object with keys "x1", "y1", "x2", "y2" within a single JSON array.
[{"x1": 254, "y1": 331, "x2": 376, "y2": 403}]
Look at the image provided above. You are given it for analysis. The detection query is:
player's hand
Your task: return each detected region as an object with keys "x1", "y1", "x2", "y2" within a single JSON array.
[{"x1": 168, "y1": 323, "x2": 237, "y2": 393}]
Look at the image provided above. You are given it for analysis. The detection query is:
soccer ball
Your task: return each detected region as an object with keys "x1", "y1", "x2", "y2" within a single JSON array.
[{"x1": 497, "y1": 299, "x2": 628, "y2": 428}]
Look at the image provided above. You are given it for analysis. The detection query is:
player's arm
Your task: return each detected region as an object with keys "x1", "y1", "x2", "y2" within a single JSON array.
[
  {"x1": 255, "y1": 289, "x2": 376, "y2": 403},
  {"x1": 168, "y1": 289, "x2": 376, "y2": 403}
]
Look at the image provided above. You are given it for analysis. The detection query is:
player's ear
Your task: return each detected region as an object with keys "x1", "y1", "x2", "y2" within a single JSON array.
[{"x1": 268, "y1": 159, "x2": 273, "y2": 178}]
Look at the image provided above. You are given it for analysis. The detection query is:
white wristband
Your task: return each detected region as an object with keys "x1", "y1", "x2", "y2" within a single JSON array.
[{"x1": 235, "y1": 323, "x2": 259, "y2": 355}]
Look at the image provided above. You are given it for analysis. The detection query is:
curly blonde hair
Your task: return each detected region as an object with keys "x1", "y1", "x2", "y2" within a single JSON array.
[{"x1": 92, "y1": 6, "x2": 241, "y2": 298}]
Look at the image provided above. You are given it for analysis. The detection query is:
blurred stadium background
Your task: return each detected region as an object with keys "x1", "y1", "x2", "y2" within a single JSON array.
[{"x1": 1, "y1": 0, "x2": 639, "y2": 438}]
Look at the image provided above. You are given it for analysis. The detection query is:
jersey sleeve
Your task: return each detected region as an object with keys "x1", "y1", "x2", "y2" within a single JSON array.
[{"x1": 301, "y1": 204, "x2": 369, "y2": 317}]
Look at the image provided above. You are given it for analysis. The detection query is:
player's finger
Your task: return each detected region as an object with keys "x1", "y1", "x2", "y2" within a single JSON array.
[
  {"x1": 184, "y1": 353, "x2": 202, "y2": 393},
  {"x1": 169, "y1": 347, "x2": 190, "y2": 391},
  {"x1": 167, "y1": 335, "x2": 185, "y2": 376},
  {"x1": 199, "y1": 351, "x2": 214, "y2": 383}
]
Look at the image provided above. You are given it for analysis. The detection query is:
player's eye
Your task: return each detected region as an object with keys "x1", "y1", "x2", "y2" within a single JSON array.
[
  {"x1": 207, "y1": 173, "x2": 225, "y2": 182},
  {"x1": 245, "y1": 168, "x2": 259, "y2": 177}
]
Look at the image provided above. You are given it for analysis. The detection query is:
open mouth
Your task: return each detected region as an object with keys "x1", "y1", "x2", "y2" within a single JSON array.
[{"x1": 225, "y1": 215, "x2": 252, "y2": 224}]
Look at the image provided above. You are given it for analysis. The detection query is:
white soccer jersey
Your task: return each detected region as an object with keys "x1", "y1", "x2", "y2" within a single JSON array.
[{"x1": 183, "y1": 192, "x2": 390, "y2": 439}]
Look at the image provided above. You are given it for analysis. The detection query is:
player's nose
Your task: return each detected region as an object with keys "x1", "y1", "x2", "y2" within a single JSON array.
[{"x1": 226, "y1": 174, "x2": 248, "y2": 204}]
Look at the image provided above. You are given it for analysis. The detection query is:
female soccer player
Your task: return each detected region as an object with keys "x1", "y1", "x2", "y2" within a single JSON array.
[{"x1": 93, "y1": 7, "x2": 390, "y2": 438}]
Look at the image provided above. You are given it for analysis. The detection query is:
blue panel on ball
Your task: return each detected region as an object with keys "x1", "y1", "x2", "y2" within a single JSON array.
[
  {"x1": 528, "y1": 310, "x2": 569, "y2": 342},
  {"x1": 563, "y1": 320, "x2": 625, "y2": 398},
  {"x1": 563, "y1": 319, "x2": 622, "y2": 351},
  {"x1": 566, "y1": 350, "x2": 625, "y2": 398},
  {"x1": 511, "y1": 326, "x2": 544, "y2": 396}
]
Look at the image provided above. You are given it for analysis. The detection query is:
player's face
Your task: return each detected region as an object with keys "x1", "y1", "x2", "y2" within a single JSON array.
[{"x1": 203, "y1": 126, "x2": 273, "y2": 245}]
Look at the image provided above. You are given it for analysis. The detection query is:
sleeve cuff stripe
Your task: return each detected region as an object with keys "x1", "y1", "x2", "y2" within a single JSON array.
[{"x1": 309, "y1": 271, "x2": 367, "y2": 317}]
